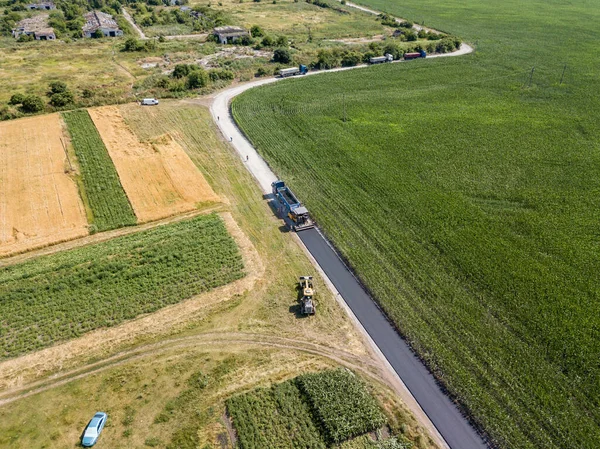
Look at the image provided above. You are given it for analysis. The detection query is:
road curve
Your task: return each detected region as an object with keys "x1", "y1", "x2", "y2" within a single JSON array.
[{"x1": 210, "y1": 43, "x2": 485, "y2": 449}]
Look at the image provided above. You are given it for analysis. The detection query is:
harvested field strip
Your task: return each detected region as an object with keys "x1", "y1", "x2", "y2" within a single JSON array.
[
  {"x1": 0, "y1": 213, "x2": 244, "y2": 359},
  {"x1": 88, "y1": 106, "x2": 221, "y2": 223},
  {"x1": 0, "y1": 115, "x2": 88, "y2": 257},
  {"x1": 62, "y1": 110, "x2": 137, "y2": 232}
]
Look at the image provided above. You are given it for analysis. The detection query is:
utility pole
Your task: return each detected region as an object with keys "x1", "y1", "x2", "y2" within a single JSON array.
[{"x1": 559, "y1": 64, "x2": 567, "y2": 85}]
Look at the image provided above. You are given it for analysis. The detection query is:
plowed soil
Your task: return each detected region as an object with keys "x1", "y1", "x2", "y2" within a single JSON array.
[
  {"x1": 89, "y1": 106, "x2": 220, "y2": 223},
  {"x1": 0, "y1": 114, "x2": 88, "y2": 257}
]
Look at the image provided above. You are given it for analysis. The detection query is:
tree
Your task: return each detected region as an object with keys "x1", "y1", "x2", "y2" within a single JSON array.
[
  {"x1": 275, "y1": 35, "x2": 287, "y2": 47},
  {"x1": 273, "y1": 48, "x2": 292, "y2": 64},
  {"x1": 186, "y1": 69, "x2": 209, "y2": 89},
  {"x1": 172, "y1": 64, "x2": 193, "y2": 79},
  {"x1": 383, "y1": 43, "x2": 401, "y2": 60},
  {"x1": 315, "y1": 49, "x2": 341, "y2": 69},
  {"x1": 50, "y1": 91, "x2": 74, "y2": 107},
  {"x1": 21, "y1": 95, "x2": 45, "y2": 113},
  {"x1": 261, "y1": 35, "x2": 274, "y2": 47},
  {"x1": 48, "y1": 81, "x2": 68, "y2": 96},
  {"x1": 341, "y1": 51, "x2": 361, "y2": 67},
  {"x1": 250, "y1": 25, "x2": 264, "y2": 37},
  {"x1": 123, "y1": 37, "x2": 144, "y2": 52},
  {"x1": 9, "y1": 93, "x2": 26, "y2": 105},
  {"x1": 93, "y1": 29, "x2": 104, "y2": 39}
]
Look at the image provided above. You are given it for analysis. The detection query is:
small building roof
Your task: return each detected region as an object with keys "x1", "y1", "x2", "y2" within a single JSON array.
[
  {"x1": 83, "y1": 10, "x2": 120, "y2": 33},
  {"x1": 213, "y1": 26, "x2": 248, "y2": 37}
]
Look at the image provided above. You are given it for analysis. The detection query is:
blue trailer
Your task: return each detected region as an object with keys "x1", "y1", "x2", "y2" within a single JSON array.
[{"x1": 272, "y1": 180, "x2": 315, "y2": 231}]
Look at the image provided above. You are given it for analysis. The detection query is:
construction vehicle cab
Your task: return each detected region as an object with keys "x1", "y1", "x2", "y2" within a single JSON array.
[{"x1": 299, "y1": 276, "x2": 316, "y2": 315}]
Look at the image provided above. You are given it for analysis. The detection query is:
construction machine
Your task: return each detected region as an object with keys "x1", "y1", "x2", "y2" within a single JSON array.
[
  {"x1": 299, "y1": 276, "x2": 316, "y2": 315},
  {"x1": 272, "y1": 180, "x2": 315, "y2": 231}
]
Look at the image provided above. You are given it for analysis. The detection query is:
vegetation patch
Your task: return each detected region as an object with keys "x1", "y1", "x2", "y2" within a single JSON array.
[
  {"x1": 0, "y1": 213, "x2": 244, "y2": 359},
  {"x1": 297, "y1": 369, "x2": 386, "y2": 444},
  {"x1": 227, "y1": 369, "x2": 385, "y2": 448},
  {"x1": 63, "y1": 109, "x2": 137, "y2": 231}
]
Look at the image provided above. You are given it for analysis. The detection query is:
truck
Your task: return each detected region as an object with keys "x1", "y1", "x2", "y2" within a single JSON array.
[
  {"x1": 279, "y1": 65, "x2": 308, "y2": 77},
  {"x1": 404, "y1": 50, "x2": 427, "y2": 60},
  {"x1": 141, "y1": 98, "x2": 159, "y2": 106},
  {"x1": 369, "y1": 53, "x2": 394, "y2": 64},
  {"x1": 272, "y1": 180, "x2": 315, "y2": 231},
  {"x1": 298, "y1": 276, "x2": 316, "y2": 315}
]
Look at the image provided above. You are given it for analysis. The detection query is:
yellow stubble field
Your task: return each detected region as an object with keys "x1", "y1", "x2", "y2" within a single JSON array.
[
  {"x1": 0, "y1": 114, "x2": 89, "y2": 257},
  {"x1": 88, "y1": 106, "x2": 221, "y2": 223}
]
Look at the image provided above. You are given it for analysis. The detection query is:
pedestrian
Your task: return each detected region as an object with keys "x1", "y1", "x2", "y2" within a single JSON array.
[
  {"x1": 230, "y1": 136, "x2": 233, "y2": 142},
  {"x1": 246, "y1": 155, "x2": 249, "y2": 161},
  {"x1": 217, "y1": 116, "x2": 220, "y2": 121}
]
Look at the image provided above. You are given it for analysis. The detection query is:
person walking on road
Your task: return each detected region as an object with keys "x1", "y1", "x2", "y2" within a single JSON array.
[{"x1": 230, "y1": 136, "x2": 233, "y2": 142}]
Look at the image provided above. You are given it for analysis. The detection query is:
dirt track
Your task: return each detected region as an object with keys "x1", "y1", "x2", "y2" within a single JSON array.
[
  {"x1": 89, "y1": 106, "x2": 221, "y2": 222},
  {"x1": 0, "y1": 114, "x2": 88, "y2": 257}
]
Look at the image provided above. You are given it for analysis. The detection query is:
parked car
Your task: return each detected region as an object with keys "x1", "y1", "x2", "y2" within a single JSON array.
[
  {"x1": 141, "y1": 98, "x2": 159, "y2": 106},
  {"x1": 81, "y1": 412, "x2": 107, "y2": 447}
]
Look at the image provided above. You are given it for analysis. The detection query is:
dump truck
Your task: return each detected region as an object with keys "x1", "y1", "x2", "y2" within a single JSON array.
[
  {"x1": 272, "y1": 180, "x2": 315, "y2": 231},
  {"x1": 299, "y1": 276, "x2": 316, "y2": 315},
  {"x1": 404, "y1": 50, "x2": 427, "y2": 60},
  {"x1": 279, "y1": 65, "x2": 308, "y2": 77},
  {"x1": 369, "y1": 53, "x2": 393, "y2": 64}
]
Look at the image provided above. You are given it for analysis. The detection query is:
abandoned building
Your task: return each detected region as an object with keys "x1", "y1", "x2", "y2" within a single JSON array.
[
  {"x1": 213, "y1": 26, "x2": 249, "y2": 44},
  {"x1": 26, "y1": 1, "x2": 55, "y2": 10},
  {"x1": 12, "y1": 15, "x2": 56, "y2": 40},
  {"x1": 82, "y1": 11, "x2": 123, "y2": 38}
]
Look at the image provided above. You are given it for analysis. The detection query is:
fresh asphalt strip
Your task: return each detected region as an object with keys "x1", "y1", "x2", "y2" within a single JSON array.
[{"x1": 298, "y1": 228, "x2": 489, "y2": 449}]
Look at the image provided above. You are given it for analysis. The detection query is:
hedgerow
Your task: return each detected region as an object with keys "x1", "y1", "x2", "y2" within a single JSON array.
[
  {"x1": 0, "y1": 214, "x2": 244, "y2": 359},
  {"x1": 62, "y1": 110, "x2": 137, "y2": 231}
]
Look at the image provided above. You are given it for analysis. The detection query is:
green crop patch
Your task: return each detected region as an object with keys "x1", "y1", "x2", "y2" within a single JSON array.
[
  {"x1": 63, "y1": 110, "x2": 137, "y2": 232},
  {"x1": 0, "y1": 214, "x2": 244, "y2": 359},
  {"x1": 231, "y1": 1, "x2": 600, "y2": 446},
  {"x1": 226, "y1": 369, "x2": 385, "y2": 448},
  {"x1": 297, "y1": 369, "x2": 386, "y2": 444}
]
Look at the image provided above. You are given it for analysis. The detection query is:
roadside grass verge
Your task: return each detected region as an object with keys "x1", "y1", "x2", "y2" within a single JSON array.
[
  {"x1": 62, "y1": 110, "x2": 137, "y2": 232},
  {"x1": 0, "y1": 213, "x2": 244, "y2": 359}
]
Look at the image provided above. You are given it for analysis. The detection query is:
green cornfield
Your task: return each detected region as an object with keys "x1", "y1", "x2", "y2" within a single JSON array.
[
  {"x1": 227, "y1": 380, "x2": 326, "y2": 449},
  {"x1": 231, "y1": 1, "x2": 600, "y2": 447},
  {"x1": 226, "y1": 370, "x2": 385, "y2": 449},
  {"x1": 62, "y1": 110, "x2": 137, "y2": 232},
  {"x1": 297, "y1": 369, "x2": 386, "y2": 444},
  {"x1": 0, "y1": 214, "x2": 244, "y2": 359}
]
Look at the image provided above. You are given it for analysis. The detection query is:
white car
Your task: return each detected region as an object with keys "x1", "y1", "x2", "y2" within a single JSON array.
[
  {"x1": 141, "y1": 98, "x2": 159, "y2": 106},
  {"x1": 81, "y1": 412, "x2": 107, "y2": 447}
]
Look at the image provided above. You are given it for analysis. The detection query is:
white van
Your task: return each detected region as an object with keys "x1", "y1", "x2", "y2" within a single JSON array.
[{"x1": 141, "y1": 98, "x2": 159, "y2": 106}]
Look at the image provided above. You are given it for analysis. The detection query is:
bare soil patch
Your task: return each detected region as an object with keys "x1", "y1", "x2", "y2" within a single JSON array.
[
  {"x1": 0, "y1": 114, "x2": 88, "y2": 257},
  {"x1": 89, "y1": 106, "x2": 221, "y2": 222}
]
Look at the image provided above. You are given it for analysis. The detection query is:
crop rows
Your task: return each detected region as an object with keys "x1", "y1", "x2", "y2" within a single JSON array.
[
  {"x1": 62, "y1": 110, "x2": 137, "y2": 232},
  {"x1": 0, "y1": 214, "x2": 244, "y2": 359},
  {"x1": 227, "y1": 380, "x2": 326, "y2": 449},
  {"x1": 297, "y1": 369, "x2": 386, "y2": 444},
  {"x1": 232, "y1": 53, "x2": 600, "y2": 449},
  {"x1": 227, "y1": 370, "x2": 385, "y2": 449}
]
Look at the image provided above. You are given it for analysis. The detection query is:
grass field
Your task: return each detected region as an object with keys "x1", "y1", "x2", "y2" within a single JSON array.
[
  {"x1": 0, "y1": 102, "x2": 438, "y2": 449},
  {"x1": 0, "y1": 213, "x2": 243, "y2": 359},
  {"x1": 231, "y1": 1, "x2": 600, "y2": 448},
  {"x1": 63, "y1": 110, "x2": 137, "y2": 231}
]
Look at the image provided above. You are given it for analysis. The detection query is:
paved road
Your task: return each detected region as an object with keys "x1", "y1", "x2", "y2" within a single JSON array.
[
  {"x1": 210, "y1": 33, "x2": 484, "y2": 449},
  {"x1": 299, "y1": 229, "x2": 488, "y2": 449}
]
